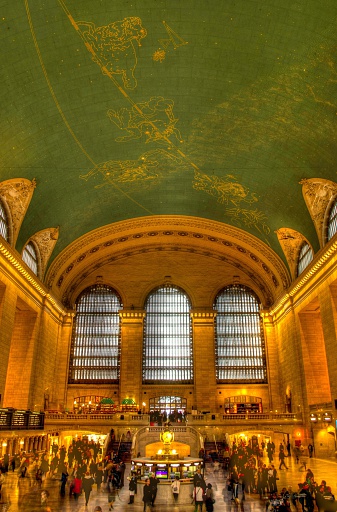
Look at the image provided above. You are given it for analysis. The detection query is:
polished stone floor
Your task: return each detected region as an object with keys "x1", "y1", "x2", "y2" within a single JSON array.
[{"x1": 1, "y1": 454, "x2": 337, "y2": 511}]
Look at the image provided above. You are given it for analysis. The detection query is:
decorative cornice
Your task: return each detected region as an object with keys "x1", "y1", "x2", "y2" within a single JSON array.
[
  {"x1": 60, "y1": 243, "x2": 276, "y2": 309},
  {"x1": 300, "y1": 178, "x2": 337, "y2": 248},
  {"x1": 120, "y1": 310, "x2": 146, "y2": 319},
  {"x1": 46, "y1": 216, "x2": 289, "y2": 291},
  {"x1": 269, "y1": 238, "x2": 337, "y2": 318},
  {"x1": 46, "y1": 217, "x2": 290, "y2": 311},
  {"x1": 0, "y1": 241, "x2": 65, "y2": 317},
  {"x1": 190, "y1": 309, "x2": 217, "y2": 319},
  {"x1": 0, "y1": 178, "x2": 36, "y2": 246}
]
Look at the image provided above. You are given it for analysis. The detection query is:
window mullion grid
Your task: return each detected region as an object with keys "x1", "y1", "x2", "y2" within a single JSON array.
[{"x1": 214, "y1": 285, "x2": 266, "y2": 383}]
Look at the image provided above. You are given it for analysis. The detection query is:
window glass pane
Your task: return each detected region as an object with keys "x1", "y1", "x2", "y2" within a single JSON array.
[
  {"x1": 68, "y1": 284, "x2": 122, "y2": 383},
  {"x1": 297, "y1": 242, "x2": 313, "y2": 276},
  {"x1": 214, "y1": 285, "x2": 267, "y2": 383},
  {"x1": 327, "y1": 200, "x2": 337, "y2": 241},
  {"x1": 22, "y1": 241, "x2": 38, "y2": 275},
  {"x1": 0, "y1": 200, "x2": 9, "y2": 242},
  {"x1": 143, "y1": 285, "x2": 193, "y2": 384}
]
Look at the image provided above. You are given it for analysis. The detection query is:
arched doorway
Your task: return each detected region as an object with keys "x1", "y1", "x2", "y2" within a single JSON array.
[{"x1": 149, "y1": 396, "x2": 187, "y2": 423}]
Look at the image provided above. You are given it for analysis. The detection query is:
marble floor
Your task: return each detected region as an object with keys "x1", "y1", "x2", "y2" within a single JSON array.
[{"x1": 1, "y1": 454, "x2": 337, "y2": 512}]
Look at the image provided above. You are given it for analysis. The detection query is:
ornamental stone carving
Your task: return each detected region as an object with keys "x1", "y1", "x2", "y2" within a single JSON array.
[
  {"x1": 300, "y1": 178, "x2": 337, "y2": 248},
  {"x1": 0, "y1": 178, "x2": 36, "y2": 246},
  {"x1": 275, "y1": 228, "x2": 307, "y2": 280},
  {"x1": 29, "y1": 227, "x2": 59, "y2": 279}
]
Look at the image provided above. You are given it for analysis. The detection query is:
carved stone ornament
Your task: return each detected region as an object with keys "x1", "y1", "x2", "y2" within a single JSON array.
[
  {"x1": 0, "y1": 178, "x2": 36, "y2": 246},
  {"x1": 275, "y1": 228, "x2": 307, "y2": 279},
  {"x1": 300, "y1": 178, "x2": 337, "y2": 248},
  {"x1": 30, "y1": 227, "x2": 59, "y2": 279}
]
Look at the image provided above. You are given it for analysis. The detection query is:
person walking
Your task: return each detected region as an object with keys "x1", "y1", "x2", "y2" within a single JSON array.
[
  {"x1": 82, "y1": 471, "x2": 95, "y2": 506},
  {"x1": 205, "y1": 482, "x2": 215, "y2": 512},
  {"x1": 149, "y1": 472, "x2": 159, "y2": 506},
  {"x1": 143, "y1": 478, "x2": 152, "y2": 512},
  {"x1": 128, "y1": 472, "x2": 138, "y2": 504},
  {"x1": 72, "y1": 475, "x2": 82, "y2": 500},
  {"x1": 279, "y1": 449, "x2": 288, "y2": 470},
  {"x1": 194, "y1": 481, "x2": 205, "y2": 512},
  {"x1": 60, "y1": 468, "x2": 69, "y2": 496},
  {"x1": 193, "y1": 467, "x2": 206, "y2": 492},
  {"x1": 171, "y1": 475, "x2": 180, "y2": 503}
]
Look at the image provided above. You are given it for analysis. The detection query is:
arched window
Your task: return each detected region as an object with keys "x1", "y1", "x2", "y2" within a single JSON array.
[
  {"x1": 214, "y1": 285, "x2": 267, "y2": 383},
  {"x1": 68, "y1": 284, "x2": 122, "y2": 383},
  {"x1": 327, "y1": 198, "x2": 337, "y2": 242},
  {"x1": 143, "y1": 285, "x2": 193, "y2": 384},
  {"x1": 297, "y1": 242, "x2": 313, "y2": 277},
  {"x1": 0, "y1": 198, "x2": 10, "y2": 242},
  {"x1": 22, "y1": 241, "x2": 39, "y2": 276}
]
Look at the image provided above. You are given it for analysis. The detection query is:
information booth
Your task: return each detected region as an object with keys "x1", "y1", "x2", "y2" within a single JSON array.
[{"x1": 131, "y1": 457, "x2": 204, "y2": 505}]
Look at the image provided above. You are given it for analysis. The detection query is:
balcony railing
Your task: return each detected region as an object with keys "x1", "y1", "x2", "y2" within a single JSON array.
[{"x1": 42, "y1": 411, "x2": 302, "y2": 427}]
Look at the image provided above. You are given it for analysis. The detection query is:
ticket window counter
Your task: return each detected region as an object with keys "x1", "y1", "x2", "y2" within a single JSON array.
[{"x1": 131, "y1": 458, "x2": 204, "y2": 505}]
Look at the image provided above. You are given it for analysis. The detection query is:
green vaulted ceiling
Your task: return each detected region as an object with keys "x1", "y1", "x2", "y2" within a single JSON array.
[{"x1": 2, "y1": 0, "x2": 337, "y2": 267}]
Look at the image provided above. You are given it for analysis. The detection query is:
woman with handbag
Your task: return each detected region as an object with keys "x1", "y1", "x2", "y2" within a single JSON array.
[{"x1": 194, "y1": 481, "x2": 205, "y2": 512}]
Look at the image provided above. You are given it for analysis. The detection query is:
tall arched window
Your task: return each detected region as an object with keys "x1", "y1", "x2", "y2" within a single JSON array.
[
  {"x1": 143, "y1": 285, "x2": 193, "y2": 384},
  {"x1": 327, "y1": 198, "x2": 337, "y2": 242},
  {"x1": 68, "y1": 284, "x2": 122, "y2": 383},
  {"x1": 297, "y1": 242, "x2": 313, "y2": 277},
  {"x1": 214, "y1": 285, "x2": 267, "y2": 383},
  {"x1": 22, "y1": 241, "x2": 39, "y2": 276},
  {"x1": 0, "y1": 199, "x2": 9, "y2": 242}
]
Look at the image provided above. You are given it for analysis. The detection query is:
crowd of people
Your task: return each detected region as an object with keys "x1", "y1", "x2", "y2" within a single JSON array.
[
  {"x1": 224, "y1": 439, "x2": 336, "y2": 512},
  {"x1": 0, "y1": 435, "x2": 127, "y2": 511},
  {"x1": 0, "y1": 434, "x2": 337, "y2": 511}
]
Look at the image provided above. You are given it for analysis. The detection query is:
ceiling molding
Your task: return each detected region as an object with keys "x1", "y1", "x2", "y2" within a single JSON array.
[{"x1": 45, "y1": 216, "x2": 290, "y2": 306}]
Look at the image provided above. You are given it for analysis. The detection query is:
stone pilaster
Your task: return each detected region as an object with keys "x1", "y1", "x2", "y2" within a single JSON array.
[
  {"x1": 119, "y1": 310, "x2": 145, "y2": 407},
  {"x1": 0, "y1": 284, "x2": 17, "y2": 406},
  {"x1": 318, "y1": 288, "x2": 337, "y2": 405},
  {"x1": 191, "y1": 309, "x2": 217, "y2": 412}
]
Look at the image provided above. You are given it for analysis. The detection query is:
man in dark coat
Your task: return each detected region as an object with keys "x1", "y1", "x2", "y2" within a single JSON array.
[
  {"x1": 143, "y1": 478, "x2": 152, "y2": 511},
  {"x1": 149, "y1": 472, "x2": 160, "y2": 505},
  {"x1": 193, "y1": 467, "x2": 206, "y2": 492}
]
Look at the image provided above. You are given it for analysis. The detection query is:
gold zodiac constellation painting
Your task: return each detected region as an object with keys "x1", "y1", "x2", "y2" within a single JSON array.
[
  {"x1": 153, "y1": 21, "x2": 188, "y2": 62},
  {"x1": 60, "y1": 5, "x2": 269, "y2": 237},
  {"x1": 80, "y1": 149, "x2": 183, "y2": 189},
  {"x1": 77, "y1": 17, "x2": 147, "y2": 90},
  {"x1": 107, "y1": 96, "x2": 183, "y2": 145},
  {"x1": 193, "y1": 171, "x2": 270, "y2": 235}
]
